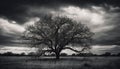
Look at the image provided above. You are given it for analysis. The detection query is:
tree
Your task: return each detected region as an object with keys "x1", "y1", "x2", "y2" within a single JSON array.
[
  {"x1": 20, "y1": 52, "x2": 25, "y2": 56},
  {"x1": 101, "y1": 52, "x2": 111, "y2": 56},
  {"x1": 117, "y1": 53, "x2": 120, "y2": 56},
  {"x1": 72, "y1": 53, "x2": 76, "y2": 56},
  {"x1": 3, "y1": 52, "x2": 14, "y2": 56},
  {"x1": 28, "y1": 52, "x2": 36, "y2": 56},
  {"x1": 60, "y1": 53, "x2": 68, "y2": 56},
  {"x1": 23, "y1": 15, "x2": 94, "y2": 59}
]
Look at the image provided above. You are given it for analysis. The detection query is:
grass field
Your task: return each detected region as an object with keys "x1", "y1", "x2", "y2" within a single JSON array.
[{"x1": 0, "y1": 56, "x2": 120, "y2": 69}]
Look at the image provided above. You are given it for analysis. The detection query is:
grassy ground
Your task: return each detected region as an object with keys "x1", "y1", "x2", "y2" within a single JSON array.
[{"x1": 0, "y1": 56, "x2": 120, "y2": 69}]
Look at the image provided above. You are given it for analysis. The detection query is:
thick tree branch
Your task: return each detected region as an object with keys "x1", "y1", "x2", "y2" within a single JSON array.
[{"x1": 63, "y1": 47, "x2": 87, "y2": 53}]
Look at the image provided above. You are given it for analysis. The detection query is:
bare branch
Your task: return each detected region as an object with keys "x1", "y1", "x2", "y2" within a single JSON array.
[{"x1": 63, "y1": 47, "x2": 89, "y2": 53}]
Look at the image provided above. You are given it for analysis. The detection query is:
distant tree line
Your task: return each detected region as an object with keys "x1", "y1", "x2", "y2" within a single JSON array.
[
  {"x1": 0, "y1": 52, "x2": 120, "y2": 57},
  {"x1": 72, "y1": 52, "x2": 120, "y2": 57},
  {"x1": 0, "y1": 52, "x2": 26, "y2": 56}
]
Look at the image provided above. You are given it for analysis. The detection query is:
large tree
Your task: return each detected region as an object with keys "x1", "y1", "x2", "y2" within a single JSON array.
[{"x1": 23, "y1": 15, "x2": 94, "y2": 59}]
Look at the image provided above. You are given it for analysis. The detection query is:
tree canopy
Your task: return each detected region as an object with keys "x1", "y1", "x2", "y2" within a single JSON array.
[{"x1": 23, "y1": 15, "x2": 94, "y2": 59}]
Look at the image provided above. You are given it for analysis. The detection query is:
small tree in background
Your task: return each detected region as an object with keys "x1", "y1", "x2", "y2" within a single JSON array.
[{"x1": 23, "y1": 15, "x2": 94, "y2": 59}]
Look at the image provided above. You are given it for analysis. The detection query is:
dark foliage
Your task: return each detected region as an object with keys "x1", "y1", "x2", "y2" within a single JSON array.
[{"x1": 0, "y1": 52, "x2": 26, "y2": 56}]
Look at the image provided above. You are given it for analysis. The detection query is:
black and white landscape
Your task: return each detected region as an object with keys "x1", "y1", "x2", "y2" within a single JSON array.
[{"x1": 0, "y1": 0, "x2": 120, "y2": 69}]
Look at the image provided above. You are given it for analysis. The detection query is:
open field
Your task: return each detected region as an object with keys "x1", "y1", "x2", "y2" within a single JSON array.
[{"x1": 0, "y1": 56, "x2": 120, "y2": 69}]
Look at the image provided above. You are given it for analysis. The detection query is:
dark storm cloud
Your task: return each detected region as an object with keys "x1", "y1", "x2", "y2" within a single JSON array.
[
  {"x1": 95, "y1": 26, "x2": 120, "y2": 45},
  {"x1": 0, "y1": 0, "x2": 120, "y2": 23},
  {"x1": 0, "y1": 34, "x2": 12, "y2": 45},
  {"x1": 0, "y1": 34, "x2": 18, "y2": 46},
  {"x1": 0, "y1": 31, "x2": 19, "y2": 46},
  {"x1": 0, "y1": 0, "x2": 60, "y2": 23},
  {"x1": 93, "y1": 12, "x2": 120, "y2": 45},
  {"x1": 0, "y1": 1, "x2": 27, "y2": 23}
]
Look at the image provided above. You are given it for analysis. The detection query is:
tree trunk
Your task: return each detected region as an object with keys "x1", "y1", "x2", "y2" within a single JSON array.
[{"x1": 55, "y1": 52, "x2": 60, "y2": 59}]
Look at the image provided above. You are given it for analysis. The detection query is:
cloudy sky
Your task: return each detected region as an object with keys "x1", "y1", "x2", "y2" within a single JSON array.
[{"x1": 0, "y1": 0, "x2": 120, "y2": 54}]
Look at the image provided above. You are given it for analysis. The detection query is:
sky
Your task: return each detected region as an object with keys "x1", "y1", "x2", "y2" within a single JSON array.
[{"x1": 0, "y1": 0, "x2": 120, "y2": 55}]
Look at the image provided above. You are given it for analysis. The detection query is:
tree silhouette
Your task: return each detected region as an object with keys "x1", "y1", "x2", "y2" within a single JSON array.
[
  {"x1": 60, "y1": 53, "x2": 68, "y2": 56},
  {"x1": 20, "y1": 52, "x2": 25, "y2": 56},
  {"x1": 101, "y1": 52, "x2": 111, "y2": 56},
  {"x1": 117, "y1": 53, "x2": 120, "y2": 56},
  {"x1": 23, "y1": 15, "x2": 94, "y2": 59}
]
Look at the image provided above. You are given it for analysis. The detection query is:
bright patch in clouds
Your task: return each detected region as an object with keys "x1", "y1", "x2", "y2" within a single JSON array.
[
  {"x1": 23, "y1": 17, "x2": 40, "y2": 27},
  {"x1": 58, "y1": 6, "x2": 114, "y2": 33},
  {"x1": 0, "y1": 17, "x2": 40, "y2": 36},
  {"x1": 0, "y1": 18, "x2": 25, "y2": 36},
  {"x1": 60, "y1": 6, "x2": 105, "y2": 26}
]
